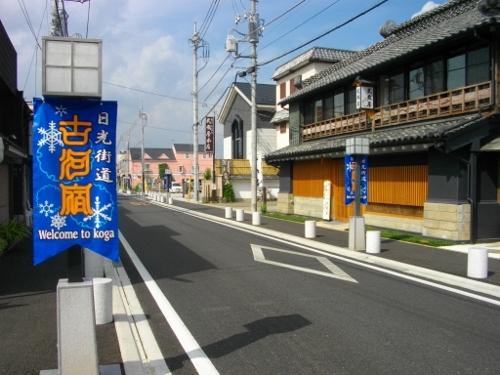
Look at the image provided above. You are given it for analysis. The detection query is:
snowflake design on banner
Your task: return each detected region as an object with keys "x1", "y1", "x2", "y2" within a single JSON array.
[
  {"x1": 51, "y1": 214, "x2": 67, "y2": 230},
  {"x1": 84, "y1": 196, "x2": 112, "y2": 229},
  {"x1": 39, "y1": 200, "x2": 55, "y2": 217},
  {"x1": 37, "y1": 121, "x2": 63, "y2": 153},
  {"x1": 55, "y1": 105, "x2": 67, "y2": 117}
]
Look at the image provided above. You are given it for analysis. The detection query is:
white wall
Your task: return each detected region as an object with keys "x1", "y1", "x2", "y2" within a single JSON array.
[{"x1": 223, "y1": 136, "x2": 232, "y2": 159}]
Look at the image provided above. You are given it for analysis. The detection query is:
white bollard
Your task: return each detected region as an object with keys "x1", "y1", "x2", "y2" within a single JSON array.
[
  {"x1": 366, "y1": 231, "x2": 381, "y2": 254},
  {"x1": 84, "y1": 248, "x2": 104, "y2": 278},
  {"x1": 252, "y1": 212, "x2": 261, "y2": 226},
  {"x1": 168, "y1": 197, "x2": 173, "y2": 205},
  {"x1": 225, "y1": 207, "x2": 233, "y2": 219},
  {"x1": 305, "y1": 220, "x2": 316, "y2": 238},
  {"x1": 93, "y1": 278, "x2": 113, "y2": 325},
  {"x1": 160, "y1": 195, "x2": 165, "y2": 203},
  {"x1": 236, "y1": 209, "x2": 244, "y2": 222},
  {"x1": 468, "y1": 247, "x2": 489, "y2": 279}
]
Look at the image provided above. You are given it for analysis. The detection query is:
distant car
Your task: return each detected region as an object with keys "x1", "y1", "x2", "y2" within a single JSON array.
[{"x1": 170, "y1": 182, "x2": 182, "y2": 193}]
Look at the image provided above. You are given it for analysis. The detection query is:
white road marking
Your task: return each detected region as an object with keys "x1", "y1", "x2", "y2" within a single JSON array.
[
  {"x1": 119, "y1": 231, "x2": 220, "y2": 375},
  {"x1": 137, "y1": 197, "x2": 500, "y2": 306},
  {"x1": 251, "y1": 244, "x2": 358, "y2": 283}
]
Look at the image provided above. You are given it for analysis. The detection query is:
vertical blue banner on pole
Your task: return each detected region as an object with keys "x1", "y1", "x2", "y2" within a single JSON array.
[
  {"x1": 360, "y1": 156, "x2": 369, "y2": 205},
  {"x1": 345, "y1": 155, "x2": 355, "y2": 205},
  {"x1": 345, "y1": 154, "x2": 369, "y2": 206},
  {"x1": 32, "y1": 98, "x2": 119, "y2": 265}
]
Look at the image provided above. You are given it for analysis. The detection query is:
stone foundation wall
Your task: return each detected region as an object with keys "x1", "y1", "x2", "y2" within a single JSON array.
[
  {"x1": 422, "y1": 202, "x2": 470, "y2": 241},
  {"x1": 364, "y1": 214, "x2": 422, "y2": 233},
  {"x1": 277, "y1": 193, "x2": 294, "y2": 214},
  {"x1": 292, "y1": 196, "x2": 323, "y2": 218}
]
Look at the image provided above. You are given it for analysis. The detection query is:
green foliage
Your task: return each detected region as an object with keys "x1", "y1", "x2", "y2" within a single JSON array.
[
  {"x1": 0, "y1": 219, "x2": 30, "y2": 253},
  {"x1": 263, "y1": 212, "x2": 312, "y2": 223},
  {"x1": 260, "y1": 203, "x2": 267, "y2": 213},
  {"x1": 158, "y1": 163, "x2": 169, "y2": 179},
  {"x1": 371, "y1": 228, "x2": 454, "y2": 247},
  {"x1": 203, "y1": 168, "x2": 211, "y2": 181},
  {"x1": 223, "y1": 182, "x2": 235, "y2": 202}
]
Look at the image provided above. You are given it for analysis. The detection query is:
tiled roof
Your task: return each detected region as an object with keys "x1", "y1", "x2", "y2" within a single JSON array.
[
  {"x1": 271, "y1": 47, "x2": 357, "y2": 80},
  {"x1": 280, "y1": 0, "x2": 496, "y2": 105},
  {"x1": 270, "y1": 109, "x2": 289, "y2": 123},
  {"x1": 265, "y1": 114, "x2": 487, "y2": 162},
  {"x1": 129, "y1": 144, "x2": 204, "y2": 161},
  {"x1": 233, "y1": 82, "x2": 275, "y2": 105}
]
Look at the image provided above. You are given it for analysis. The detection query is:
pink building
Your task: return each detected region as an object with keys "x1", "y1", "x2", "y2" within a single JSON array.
[{"x1": 118, "y1": 144, "x2": 213, "y2": 190}]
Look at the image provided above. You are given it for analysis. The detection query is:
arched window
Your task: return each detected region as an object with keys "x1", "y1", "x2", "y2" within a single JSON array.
[{"x1": 232, "y1": 115, "x2": 244, "y2": 159}]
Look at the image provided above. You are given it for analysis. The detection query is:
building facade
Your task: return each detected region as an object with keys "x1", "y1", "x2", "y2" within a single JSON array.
[
  {"x1": 218, "y1": 82, "x2": 279, "y2": 200},
  {"x1": 119, "y1": 144, "x2": 214, "y2": 192},
  {"x1": 0, "y1": 21, "x2": 31, "y2": 225},
  {"x1": 265, "y1": 0, "x2": 500, "y2": 243}
]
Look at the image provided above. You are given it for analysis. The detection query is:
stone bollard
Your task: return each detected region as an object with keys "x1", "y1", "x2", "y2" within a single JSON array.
[
  {"x1": 225, "y1": 207, "x2": 233, "y2": 219},
  {"x1": 305, "y1": 220, "x2": 316, "y2": 238},
  {"x1": 366, "y1": 231, "x2": 381, "y2": 254},
  {"x1": 252, "y1": 212, "x2": 261, "y2": 226},
  {"x1": 236, "y1": 209, "x2": 244, "y2": 222},
  {"x1": 84, "y1": 248, "x2": 104, "y2": 278},
  {"x1": 93, "y1": 277, "x2": 113, "y2": 325},
  {"x1": 57, "y1": 279, "x2": 99, "y2": 374},
  {"x1": 467, "y1": 247, "x2": 488, "y2": 279}
]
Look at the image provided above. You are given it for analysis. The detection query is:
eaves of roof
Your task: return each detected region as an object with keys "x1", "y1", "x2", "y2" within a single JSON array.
[
  {"x1": 264, "y1": 114, "x2": 488, "y2": 162},
  {"x1": 218, "y1": 82, "x2": 275, "y2": 124},
  {"x1": 272, "y1": 47, "x2": 357, "y2": 80},
  {"x1": 279, "y1": 0, "x2": 497, "y2": 106}
]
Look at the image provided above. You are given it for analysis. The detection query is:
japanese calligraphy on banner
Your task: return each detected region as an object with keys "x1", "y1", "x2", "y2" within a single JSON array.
[
  {"x1": 344, "y1": 155, "x2": 368, "y2": 206},
  {"x1": 32, "y1": 98, "x2": 119, "y2": 265},
  {"x1": 205, "y1": 116, "x2": 214, "y2": 153}
]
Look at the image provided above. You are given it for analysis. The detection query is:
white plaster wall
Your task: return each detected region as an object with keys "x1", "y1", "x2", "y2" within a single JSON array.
[
  {"x1": 276, "y1": 126, "x2": 289, "y2": 149},
  {"x1": 223, "y1": 136, "x2": 232, "y2": 159}
]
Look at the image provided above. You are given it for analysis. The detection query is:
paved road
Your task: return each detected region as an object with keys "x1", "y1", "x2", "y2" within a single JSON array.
[{"x1": 118, "y1": 195, "x2": 500, "y2": 374}]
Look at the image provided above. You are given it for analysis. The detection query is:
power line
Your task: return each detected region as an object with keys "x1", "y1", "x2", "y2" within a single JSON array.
[
  {"x1": 259, "y1": 0, "x2": 389, "y2": 67},
  {"x1": 16, "y1": 0, "x2": 42, "y2": 49},
  {"x1": 259, "y1": 0, "x2": 341, "y2": 53},
  {"x1": 103, "y1": 81, "x2": 193, "y2": 104},
  {"x1": 199, "y1": 53, "x2": 231, "y2": 93}
]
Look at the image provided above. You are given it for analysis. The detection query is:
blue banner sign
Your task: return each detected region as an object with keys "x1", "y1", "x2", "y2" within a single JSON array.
[
  {"x1": 344, "y1": 155, "x2": 368, "y2": 206},
  {"x1": 32, "y1": 98, "x2": 119, "y2": 265}
]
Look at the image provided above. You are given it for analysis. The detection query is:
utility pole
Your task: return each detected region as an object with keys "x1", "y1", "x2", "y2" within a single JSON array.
[
  {"x1": 249, "y1": 0, "x2": 259, "y2": 213},
  {"x1": 140, "y1": 104, "x2": 147, "y2": 195},
  {"x1": 50, "y1": 0, "x2": 68, "y2": 37},
  {"x1": 190, "y1": 24, "x2": 201, "y2": 202}
]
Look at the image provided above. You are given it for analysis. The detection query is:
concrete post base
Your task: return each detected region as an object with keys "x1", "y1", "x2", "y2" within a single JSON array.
[
  {"x1": 57, "y1": 279, "x2": 99, "y2": 375},
  {"x1": 349, "y1": 216, "x2": 366, "y2": 251}
]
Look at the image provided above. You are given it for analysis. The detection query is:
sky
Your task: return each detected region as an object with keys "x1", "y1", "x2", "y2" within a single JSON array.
[{"x1": 2, "y1": 0, "x2": 441, "y2": 157}]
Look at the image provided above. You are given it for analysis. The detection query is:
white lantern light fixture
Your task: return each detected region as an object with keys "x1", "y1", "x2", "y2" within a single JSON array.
[
  {"x1": 346, "y1": 137, "x2": 370, "y2": 155},
  {"x1": 42, "y1": 37, "x2": 102, "y2": 98}
]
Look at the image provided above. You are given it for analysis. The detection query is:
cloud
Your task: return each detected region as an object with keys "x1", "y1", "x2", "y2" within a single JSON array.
[{"x1": 412, "y1": 1, "x2": 441, "y2": 19}]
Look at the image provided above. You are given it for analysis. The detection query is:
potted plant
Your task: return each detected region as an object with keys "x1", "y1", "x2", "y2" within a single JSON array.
[
  {"x1": 0, "y1": 218, "x2": 30, "y2": 255},
  {"x1": 260, "y1": 203, "x2": 267, "y2": 214}
]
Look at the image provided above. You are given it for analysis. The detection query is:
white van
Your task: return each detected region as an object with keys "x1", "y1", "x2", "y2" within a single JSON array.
[{"x1": 170, "y1": 182, "x2": 182, "y2": 193}]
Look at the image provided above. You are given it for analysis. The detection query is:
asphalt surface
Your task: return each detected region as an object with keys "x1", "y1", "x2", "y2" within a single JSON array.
[{"x1": 1, "y1": 192, "x2": 499, "y2": 374}]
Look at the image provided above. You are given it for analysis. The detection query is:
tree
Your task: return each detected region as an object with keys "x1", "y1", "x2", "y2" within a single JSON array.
[
  {"x1": 203, "y1": 167, "x2": 211, "y2": 181},
  {"x1": 158, "y1": 163, "x2": 169, "y2": 179}
]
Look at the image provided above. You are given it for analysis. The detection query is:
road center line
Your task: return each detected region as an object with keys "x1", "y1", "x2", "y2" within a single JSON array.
[{"x1": 119, "y1": 230, "x2": 220, "y2": 375}]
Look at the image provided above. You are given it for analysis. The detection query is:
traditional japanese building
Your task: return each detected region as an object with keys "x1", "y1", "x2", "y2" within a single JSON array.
[
  {"x1": 265, "y1": 0, "x2": 500, "y2": 243},
  {"x1": 0, "y1": 21, "x2": 31, "y2": 224}
]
